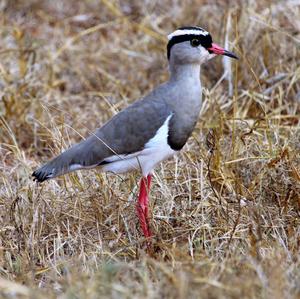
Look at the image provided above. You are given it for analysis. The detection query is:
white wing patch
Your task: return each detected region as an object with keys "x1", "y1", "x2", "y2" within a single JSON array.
[
  {"x1": 69, "y1": 164, "x2": 85, "y2": 171},
  {"x1": 103, "y1": 152, "x2": 141, "y2": 163},
  {"x1": 68, "y1": 163, "x2": 98, "y2": 172},
  {"x1": 168, "y1": 29, "x2": 209, "y2": 40}
]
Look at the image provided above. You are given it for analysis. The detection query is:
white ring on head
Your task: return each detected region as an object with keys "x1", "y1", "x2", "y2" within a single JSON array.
[{"x1": 168, "y1": 29, "x2": 209, "y2": 40}]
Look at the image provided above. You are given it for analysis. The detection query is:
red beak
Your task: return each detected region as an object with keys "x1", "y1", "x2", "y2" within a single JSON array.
[{"x1": 207, "y1": 43, "x2": 238, "y2": 59}]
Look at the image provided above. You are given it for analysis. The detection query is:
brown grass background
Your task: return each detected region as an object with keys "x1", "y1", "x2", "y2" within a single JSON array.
[{"x1": 0, "y1": 0, "x2": 300, "y2": 298}]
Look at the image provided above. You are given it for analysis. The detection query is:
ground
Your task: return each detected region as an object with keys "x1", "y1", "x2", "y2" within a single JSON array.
[{"x1": 0, "y1": 0, "x2": 299, "y2": 298}]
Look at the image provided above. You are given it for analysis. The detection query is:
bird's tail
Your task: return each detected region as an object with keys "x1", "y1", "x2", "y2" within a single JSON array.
[{"x1": 32, "y1": 143, "x2": 90, "y2": 182}]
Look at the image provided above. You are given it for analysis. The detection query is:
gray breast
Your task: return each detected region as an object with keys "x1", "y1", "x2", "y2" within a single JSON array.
[{"x1": 164, "y1": 82, "x2": 202, "y2": 150}]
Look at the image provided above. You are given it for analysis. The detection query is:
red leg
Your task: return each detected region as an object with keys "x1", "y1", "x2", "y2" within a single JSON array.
[{"x1": 136, "y1": 174, "x2": 152, "y2": 238}]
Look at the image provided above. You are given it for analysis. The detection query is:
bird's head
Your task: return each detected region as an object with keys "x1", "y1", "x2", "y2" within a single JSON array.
[{"x1": 167, "y1": 26, "x2": 238, "y2": 65}]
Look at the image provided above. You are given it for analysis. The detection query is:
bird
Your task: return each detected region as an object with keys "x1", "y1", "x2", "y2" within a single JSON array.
[{"x1": 32, "y1": 26, "x2": 238, "y2": 239}]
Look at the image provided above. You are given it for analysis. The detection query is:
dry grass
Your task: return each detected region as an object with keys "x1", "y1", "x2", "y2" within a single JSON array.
[{"x1": 0, "y1": 0, "x2": 300, "y2": 298}]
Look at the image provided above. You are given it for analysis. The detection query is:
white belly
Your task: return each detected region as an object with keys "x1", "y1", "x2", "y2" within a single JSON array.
[{"x1": 102, "y1": 146, "x2": 175, "y2": 176}]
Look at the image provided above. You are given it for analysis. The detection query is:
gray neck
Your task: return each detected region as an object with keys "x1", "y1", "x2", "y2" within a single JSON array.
[
  {"x1": 169, "y1": 62, "x2": 201, "y2": 84},
  {"x1": 164, "y1": 60, "x2": 203, "y2": 151}
]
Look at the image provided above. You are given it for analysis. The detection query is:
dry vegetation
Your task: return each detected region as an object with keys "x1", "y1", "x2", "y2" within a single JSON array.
[{"x1": 0, "y1": 0, "x2": 300, "y2": 298}]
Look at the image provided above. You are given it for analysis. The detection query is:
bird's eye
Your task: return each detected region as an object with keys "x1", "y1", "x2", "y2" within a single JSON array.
[{"x1": 190, "y1": 39, "x2": 201, "y2": 47}]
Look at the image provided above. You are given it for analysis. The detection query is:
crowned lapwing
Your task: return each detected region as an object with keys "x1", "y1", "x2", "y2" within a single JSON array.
[{"x1": 33, "y1": 26, "x2": 238, "y2": 238}]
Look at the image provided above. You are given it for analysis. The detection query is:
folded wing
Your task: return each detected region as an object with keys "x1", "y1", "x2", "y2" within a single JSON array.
[{"x1": 33, "y1": 95, "x2": 172, "y2": 182}]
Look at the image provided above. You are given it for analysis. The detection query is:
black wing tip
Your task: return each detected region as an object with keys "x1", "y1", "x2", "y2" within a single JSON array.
[{"x1": 32, "y1": 169, "x2": 49, "y2": 183}]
